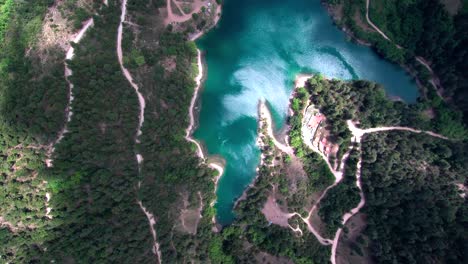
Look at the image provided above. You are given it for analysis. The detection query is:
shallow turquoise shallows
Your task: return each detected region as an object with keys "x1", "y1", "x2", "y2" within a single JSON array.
[{"x1": 195, "y1": 0, "x2": 418, "y2": 225}]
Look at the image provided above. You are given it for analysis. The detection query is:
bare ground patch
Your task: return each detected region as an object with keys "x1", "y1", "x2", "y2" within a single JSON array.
[
  {"x1": 261, "y1": 194, "x2": 292, "y2": 228},
  {"x1": 336, "y1": 213, "x2": 373, "y2": 264},
  {"x1": 178, "y1": 192, "x2": 203, "y2": 234}
]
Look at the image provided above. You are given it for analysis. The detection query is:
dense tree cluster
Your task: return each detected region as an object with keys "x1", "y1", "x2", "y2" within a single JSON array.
[
  {"x1": 361, "y1": 132, "x2": 467, "y2": 263},
  {"x1": 1, "y1": 0, "x2": 217, "y2": 262},
  {"x1": 289, "y1": 86, "x2": 335, "y2": 190},
  {"x1": 317, "y1": 148, "x2": 360, "y2": 236},
  {"x1": 326, "y1": 0, "x2": 468, "y2": 134}
]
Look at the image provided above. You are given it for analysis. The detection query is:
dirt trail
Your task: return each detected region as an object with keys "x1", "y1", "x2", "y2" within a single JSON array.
[
  {"x1": 117, "y1": 0, "x2": 145, "y2": 142},
  {"x1": 365, "y1": 0, "x2": 445, "y2": 99},
  {"x1": 268, "y1": 75, "x2": 452, "y2": 264},
  {"x1": 45, "y1": 192, "x2": 52, "y2": 219},
  {"x1": 137, "y1": 191, "x2": 162, "y2": 263},
  {"x1": 46, "y1": 19, "x2": 94, "y2": 168},
  {"x1": 118, "y1": 1, "x2": 161, "y2": 262},
  {"x1": 165, "y1": 0, "x2": 206, "y2": 25},
  {"x1": 346, "y1": 120, "x2": 449, "y2": 142},
  {"x1": 365, "y1": 0, "x2": 390, "y2": 41}
]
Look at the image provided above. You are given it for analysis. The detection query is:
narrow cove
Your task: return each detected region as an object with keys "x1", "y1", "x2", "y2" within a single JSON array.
[{"x1": 195, "y1": 0, "x2": 419, "y2": 225}]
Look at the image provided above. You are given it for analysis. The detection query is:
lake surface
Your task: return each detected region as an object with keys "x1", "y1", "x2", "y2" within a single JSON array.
[{"x1": 195, "y1": 0, "x2": 418, "y2": 225}]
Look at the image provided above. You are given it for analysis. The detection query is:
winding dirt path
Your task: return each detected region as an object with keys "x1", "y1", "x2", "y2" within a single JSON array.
[
  {"x1": 365, "y1": 0, "x2": 445, "y2": 98},
  {"x1": 165, "y1": 0, "x2": 207, "y2": 25},
  {"x1": 117, "y1": 1, "x2": 161, "y2": 262},
  {"x1": 346, "y1": 120, "x2": 449, "y2": 143},
  {"x1": 365, "y1": 0, "x2": 390, "y2": 41},
  {"x1": 266, "y1": 75, "x2": 452, "y2": 264},
  {"x1": 117, "y1": 0, "x2": 145, "y2": 142},
  {"x1": 46, "y1": 18, "x2": 94, "y2": 168},
  {"x1": 137, "y1": 187, "x2": 162, "y2": 263}
]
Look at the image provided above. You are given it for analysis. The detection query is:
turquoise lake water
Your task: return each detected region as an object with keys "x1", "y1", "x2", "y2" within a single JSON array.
[{"x1": 195, "y1": 0, "x2": 418, "y2": 225}]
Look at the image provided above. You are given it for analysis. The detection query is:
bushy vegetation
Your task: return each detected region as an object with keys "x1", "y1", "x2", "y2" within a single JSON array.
[{"x1": 0, "y1": 0, "x2": 68, "y2": 261}]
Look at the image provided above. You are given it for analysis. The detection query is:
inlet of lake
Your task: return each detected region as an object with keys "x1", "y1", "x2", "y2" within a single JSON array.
[{"x1": 195, "y1": 0, "x2": 418, "y2": 225}]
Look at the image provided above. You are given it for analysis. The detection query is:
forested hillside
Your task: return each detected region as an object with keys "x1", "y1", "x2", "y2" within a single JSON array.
[
  {"x1": 361, "y1": 132, "x2": 467, "y2": 263},
  {"x1": 0, "y1": 0, "x2": 218, "y2": 262},
  {"x1": 326, "y1": 0, "x2": 468, "y2": 128},
  {"x1": 1, "y1": 0, "x2": 466, "y2": 263}
]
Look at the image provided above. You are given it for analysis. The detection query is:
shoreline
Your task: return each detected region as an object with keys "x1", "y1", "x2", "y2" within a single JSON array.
[
  {"x1": 322, "y1": 1, "x2": 445, "y2": 101},
  {"x1": 185, "y1": 5, "x2": 225, "y2": 228}
]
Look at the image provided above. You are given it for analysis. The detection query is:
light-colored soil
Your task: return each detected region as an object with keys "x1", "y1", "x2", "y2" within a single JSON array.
[
  {"x1": 33, "y1": 0, "x2": 95, "y2": 59},
  {"x1": 365, "y1": 0, "x2": 390, "y2": 41},
  {"x1": 164, "y1": 0, "x2": 209, "y2": 25},
  {"x1": 335, "y1": 213, "x2": 373, "y2": 264},
  {"x1": 422, "y1": 108, "x2": 436, "y2": 119},
  {"x1": 456, "y1": 183, "x2": 467, "y2": 199},
  {"x1": 35, "y1": 2, "x2": 72, "y2": 54},
  {"x1": 261, "y1": 195, "x2": 295, "y2": 228},
  {"x1": 161, "y1": 56, "x2": 177, "y2": 73},
  {"x1": 179, "y1": 192, "x2": 203, "y2": 234}
]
